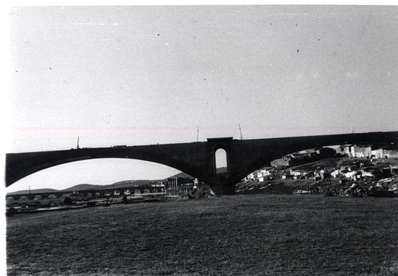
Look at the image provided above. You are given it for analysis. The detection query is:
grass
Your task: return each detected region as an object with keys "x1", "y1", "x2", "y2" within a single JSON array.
[{"x1": 6, "y1": 194, "x2": 398, "y2": 275}]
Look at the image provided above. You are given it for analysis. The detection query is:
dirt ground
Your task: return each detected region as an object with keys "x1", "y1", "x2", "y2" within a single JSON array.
[{"x1": 6, "y1": 194, "x2": 398, "y2": 275}]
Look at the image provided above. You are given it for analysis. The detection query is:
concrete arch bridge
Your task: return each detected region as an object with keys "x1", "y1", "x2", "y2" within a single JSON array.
[{"x1": 6, "y1": 131, "x2": 398, "y2": 195}]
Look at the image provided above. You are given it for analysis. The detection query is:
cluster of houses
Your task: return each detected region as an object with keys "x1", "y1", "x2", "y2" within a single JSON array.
[
  {"x1": 270, "y1": 144, "x2": 398, "y2": 168},
  {"x1": 279, "y1": 164, "x2": 392, "y2": 182},
  {"x1": 244, "y1": 144, "x2": 398, "y2": 184},
  {"x1": 335, "y1": 144, "x2": 398, "y2": 159},
  {"x1": 244, "y1": 162, "x2": 394, "y2": 184}
]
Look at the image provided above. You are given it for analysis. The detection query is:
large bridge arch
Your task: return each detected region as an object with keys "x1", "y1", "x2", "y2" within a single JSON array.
[
  {"x1": 6, "y1": 158, "x2": 183, "y2": 194},
  {"x1": 6, "y1": 131, "x2": 398, "y2": 195},
  {"x1": 5, "y1": 143, "x2": 210, "y2": 187}
]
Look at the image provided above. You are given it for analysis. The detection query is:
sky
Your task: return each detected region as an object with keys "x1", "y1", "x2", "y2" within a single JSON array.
[{"x1": 3, "y1": 4, "x2": 398, "y2": 193}]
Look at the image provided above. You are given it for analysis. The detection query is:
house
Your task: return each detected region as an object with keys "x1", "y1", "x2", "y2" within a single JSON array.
[
  {"x1": 358, "y1": 169, "x2": 374, "y2": 178},
  {"x1": 279, "y1": 154, "x2": 307, "y2": 167},
  {"x1": 260, "y1": 166, "x2": 274, "y2": 176},
  {"x1": 287, "y1": 169, "x2": 301, "y2": 176},
  {"x1": 340, "y1": 165, "x2": 357, "y2": 172},
  {"x1": 329, "y1": 169, "x2": 340, "y2": 178},
  {"x1": 247, "y1": 173, "x2": 256, "y2": 181},
  {"x1": 165, "y1": 177, "x2": 195, "y2": 195},
  {"x1": 336, "y1": 144, "x2": 354, "y2": 157},
  {"x1": 341, "y1": 170, "x2": 357, "y2": 179},
  {"x1": 282, "y1": 155, "x2": 295, "y2": 166},
  {"x1": 383, "y1": 147, "x2": 398, "y2": 158},
  {"x1": 353, "y1": 144, "x2": 372, "y2": 158},
  {"x1": 371, "y1": 148, "x2": 384, "y2": 159},
  {"x1": 286, "y1": 170, "x2": 307, "y2": 179}
]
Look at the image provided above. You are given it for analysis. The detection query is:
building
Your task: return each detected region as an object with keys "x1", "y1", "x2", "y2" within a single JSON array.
[
  {"x1": 164, "y1": 177, "x2": 196, "y2": 196},
  {"x1": 382, "y1": 147, "x2": 398, "y2": 158},
  {"x1": 336, "y1": 144, "x2": 354, "y2": 157},
  {"x1": 353, "y1": 144, "x2": 373, "y2": 158}
]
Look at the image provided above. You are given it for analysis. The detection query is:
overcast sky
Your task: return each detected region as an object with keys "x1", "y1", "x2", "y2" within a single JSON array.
[{"x1": 4, "y1": 5, "x2": 398, "y2": 192}]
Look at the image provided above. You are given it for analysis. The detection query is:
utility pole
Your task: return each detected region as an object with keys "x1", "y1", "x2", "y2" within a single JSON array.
[
  {"x1": 77, "y1": 136, "x2": 80, "y2": 149},
  {"x1": 239, "y1": 124, "x2": 243, "y2": 140}
]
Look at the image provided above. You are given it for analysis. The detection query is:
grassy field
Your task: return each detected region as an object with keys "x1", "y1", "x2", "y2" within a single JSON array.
[{"x1": 6, "y1": 194, "x2": 398, "y2": 276}]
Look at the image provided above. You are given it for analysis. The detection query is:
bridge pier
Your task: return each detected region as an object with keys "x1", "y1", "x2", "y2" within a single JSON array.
[{"x1": 205, "y1": 179, "x2": 236, "y2": 195}]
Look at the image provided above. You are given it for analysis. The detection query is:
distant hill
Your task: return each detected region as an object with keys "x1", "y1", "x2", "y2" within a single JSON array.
[
  {"x1": 64, "y1": 180, "x2": 159, "y2": 191},
  {"x1": 61, "y1": 184, "x2": 106, "y2": 192},
  {"x1": 7, "y1": 188, "x2": 58, "y2": 195},
  {"x1": 109, "y1": 180, "x2": 155, "y2": 187},
  {"x1": 7, "y1": 179, "x2": 159, "y2": 195},
  {"x1": 7, "y1": 166, "x2": 227, "y2": 195},
  {"x1": 169, "y1": 172, "x2": 192, "y2": 178}
]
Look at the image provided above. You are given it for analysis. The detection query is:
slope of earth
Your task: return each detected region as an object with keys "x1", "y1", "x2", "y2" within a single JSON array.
[
  {"x1": 237, "y1": 157, "x2": 398, "y2": 195},
  {"x1": 6, "y1": 194, "x2": 398, "y2": 276}
]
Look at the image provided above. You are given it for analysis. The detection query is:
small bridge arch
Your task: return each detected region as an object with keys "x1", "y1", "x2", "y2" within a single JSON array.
[{"x1": 208, "y1": 137, "x2": 234, "y2": 177}]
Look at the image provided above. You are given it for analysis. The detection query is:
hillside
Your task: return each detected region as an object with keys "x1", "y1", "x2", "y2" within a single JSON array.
[
  {"x1": 290, "y1": 157, "x2": 398, "y2": 172},
  {"x1": 237, "y1": 157, "x2": 398, "y2": 195}
]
